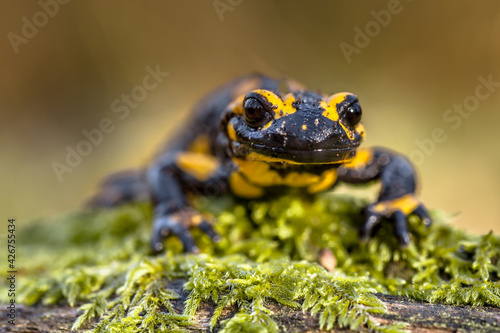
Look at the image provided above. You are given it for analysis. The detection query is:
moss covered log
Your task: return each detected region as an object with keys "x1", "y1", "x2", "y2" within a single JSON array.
[
  {"x1": 1, "y1": 193, "x2": 499, "y2": 332},
  {"x1": 3, "y1": 290, "x2": 500, "y2": 332}
]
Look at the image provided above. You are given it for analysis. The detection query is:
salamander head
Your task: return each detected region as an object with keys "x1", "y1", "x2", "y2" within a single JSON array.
[{"x1": 221, "y1": 89, "x2": 365, "y2": 164}]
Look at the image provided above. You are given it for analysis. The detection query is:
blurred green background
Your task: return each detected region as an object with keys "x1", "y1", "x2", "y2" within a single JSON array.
[{"x1": 1, "y1": 0, "x2": 499, "y2": 234}]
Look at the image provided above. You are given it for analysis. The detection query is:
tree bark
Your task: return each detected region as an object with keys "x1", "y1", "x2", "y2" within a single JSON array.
[{"x1": 2, "y1": 293, "x2": 499, "y2": 332}]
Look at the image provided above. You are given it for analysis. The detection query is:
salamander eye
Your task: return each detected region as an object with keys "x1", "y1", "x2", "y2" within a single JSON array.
[
  {"x1": 243, "y1": 97, "x2": 273, "y2": 128},
  {"x1": 343, "y1": 102, "x2": 362, "y2": 127}
]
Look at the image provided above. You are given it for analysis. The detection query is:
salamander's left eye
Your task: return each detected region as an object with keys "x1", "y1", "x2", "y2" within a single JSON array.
[
  {"x1": 243, "y1": 97, "x2": 273, "y2": 128},
  {"x1": 343, "y1": 102, "x2": 362, "y2": 127}
]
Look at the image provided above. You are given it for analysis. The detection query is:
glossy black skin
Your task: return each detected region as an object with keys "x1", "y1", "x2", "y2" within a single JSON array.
[{"x1": 90, "y1": 74, "x2": 431, "y2": 253}]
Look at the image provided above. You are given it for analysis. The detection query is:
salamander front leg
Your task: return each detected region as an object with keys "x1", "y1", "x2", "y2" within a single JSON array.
[
  {"x1": 147, "y1": 152, "x2": 229, "y2": 253},
  {"x1": 338, "y1": 147, "x2": 432, "y2": 247},
  {"x1": 362, "y1": 196, "x2": 432, "y2": 246},
  {"x1": 150, "y1": 206, "x2": 219, "y2": 253}
]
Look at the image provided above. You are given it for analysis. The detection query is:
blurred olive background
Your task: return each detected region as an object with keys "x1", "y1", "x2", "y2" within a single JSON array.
[{"x1": 1, "y1": 1, "x2": 499, "y2": 234}]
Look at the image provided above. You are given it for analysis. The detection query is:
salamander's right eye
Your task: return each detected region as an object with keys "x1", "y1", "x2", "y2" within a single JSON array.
[
  {"x1": 343, "y1": 102, "x2": 362, "y2": 127},
  {"x1": 243, "y1": 97, "x2": 272, "y2": 128}
]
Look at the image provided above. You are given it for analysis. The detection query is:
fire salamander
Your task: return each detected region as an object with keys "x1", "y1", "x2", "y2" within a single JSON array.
[{"x1": 90, "y1": 74, "x2": 432, "y2": 253}]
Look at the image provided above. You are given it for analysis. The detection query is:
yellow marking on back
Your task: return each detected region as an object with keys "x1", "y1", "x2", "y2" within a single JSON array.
[
  {"x1": 301, "y1": 124, "x2": 307, "y2": 131},
  {"x1": 283, "y1": 78, "x2": 307, "y2": 92},
  {"x1": 372, "y1": 194, "x2": 421, "y2": 215},
  {"x1": 229, "y1": 172, "x2": 264, "y2": 198},
  {"x1": 284, "y1": 172, "x2": 321, "y2": 187},
  {"x1": 308, "y1": 169, "x2": 338, "y2": 194},
  {"x1": 234, "y1": 159, "x2": 322, "y2": 188},
  {"x1": 234, "y1": 159, "x2": 281, "y2": 186},
  {"x1": 342, "y1": 148, "x2": 373, "y2": 169},
  {"x1": 188, "y1": 134, "x2": 211, "y2": 154},
  {"x1": 245, "y1": 151, "x2": 353, "y2": 165},
  {"x1": 227, "y1": 122, "x2": 237, "y2": 141},
  {"x1": 246, "y1": 152, "x2": 299, "y2": 164},
  {"x1": 227, "y1": 95, "x2": 245, "y2": 114},
  {"x1": 176, "y1": 152, "x2": 219, "y2": 182},
  {"x1": 232, "y1": 77, "x2": 262, "y2": 98}
]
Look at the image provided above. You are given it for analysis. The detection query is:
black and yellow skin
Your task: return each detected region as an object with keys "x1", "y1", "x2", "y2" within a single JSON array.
[{"x1": 90, "y1": 74, "x2": 431, "y2": 253}]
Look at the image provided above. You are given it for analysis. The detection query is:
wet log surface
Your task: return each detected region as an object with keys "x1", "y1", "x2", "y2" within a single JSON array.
[{"x1": 2, "y1": 285, "x2": 500, "y2": 332}]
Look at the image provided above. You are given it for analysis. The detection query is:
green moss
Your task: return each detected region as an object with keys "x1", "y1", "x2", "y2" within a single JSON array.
[{"x1": 4, "y1": 193, "x2": 500, "y2": 332}]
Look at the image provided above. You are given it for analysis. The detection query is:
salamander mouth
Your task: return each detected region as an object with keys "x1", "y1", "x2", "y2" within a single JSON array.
[{"x1": 233, "y1": 142, "x2": 360, "y2": 164}]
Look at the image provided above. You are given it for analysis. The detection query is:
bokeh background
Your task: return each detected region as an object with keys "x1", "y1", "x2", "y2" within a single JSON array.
[{"x1": 1, "y1": 0, "x2": 499, "y2": 234}]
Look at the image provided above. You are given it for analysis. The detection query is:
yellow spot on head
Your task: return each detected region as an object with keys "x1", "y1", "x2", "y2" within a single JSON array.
[
  {"x1": 275, "y1": 92, "x2": 297, "y2": 119},
  {"x1": 251, "y1": 89, "x2": 283, "y2": 110},
  {"x1": 321, "y1": 92, "x2": 358, "y2": 140},
  {"x1": 262, "y1": 121, "x2": 273, "y2": 130},
  {"x1": 320, "y1": 100, "x2": 338, "y2": 121},
  {"x1": 322, "y1": 92, "x2": 355, "y2": 121},
  {"x1": 247, "y1": 90, "x2": 297, "y2": 120},
  {"x1": 321, "y1": 98, "x2": 353, "y2": 140},
  {"x1": 328, "y1": 92, "x2": 352, "y2": 107}
]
